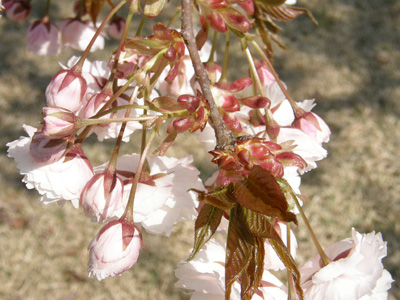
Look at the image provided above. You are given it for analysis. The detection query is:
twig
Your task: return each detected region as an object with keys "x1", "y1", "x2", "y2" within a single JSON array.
[{"x1": 181, "y1": 0, "x2": 234, "y2": 150}]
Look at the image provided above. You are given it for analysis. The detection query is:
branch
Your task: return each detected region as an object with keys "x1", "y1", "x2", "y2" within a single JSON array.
[{"x1": 181, "y1": 0, "x2": 234, "y2": 151}]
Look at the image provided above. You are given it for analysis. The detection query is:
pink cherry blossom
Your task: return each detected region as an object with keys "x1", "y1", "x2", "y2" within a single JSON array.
[
  {"x1": 108, "y1": 16, "x2": 125, "y2": 39},
  {"x1": 45, "y1": 69, "x2": 87, "y2": 113},
  {"x1": 7, "y1": 125, "x2": 94, "y2": 208},
  {"x1": 60, "y1": 19, "x2": 105, "y2": 52},
  {"x1": 88, "y1": 220, "x2": 142, "y2": 280},
  {"x1": 80, "y1": 172, "x2": 124, "y2": 223},
  {"x1": 4, "y1": 0, "x2": 31, "y2": 21},
  {"x1": 300, "y1": 229, "x2": 393, "y2": 300},
  {"x1": 26, "y1": 19, "x2": 61, "y2": 56},
  {"x1": 97, "y1": 154, "x2": 204, "y2": 236},
  {"x1": 175, "y1": 234, "x2": 288, "y2": 300},
  {"x1": 42, "y1": 106, "x2": 77, "y2": 139}
]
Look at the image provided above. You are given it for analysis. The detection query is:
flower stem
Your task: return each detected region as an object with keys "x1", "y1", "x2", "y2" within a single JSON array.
[
  {"x1": 75, "y1": 0, "x2": 127, "y2": 69},
  {"x1": 121, "y1": 127, "x2": 157, "y2": 223},
  {"x1": 291, "y1": 192, "x2": 331, "y2": 267},
  {"x1": 219, "y1": 31, "x2": 230, "y2": 83},
  {"x1": 250, "y1": 40, "x2": 303, "y2": 117},
  {"x1": 79, "y1": 115, "x2": 157, "y2": 127}
]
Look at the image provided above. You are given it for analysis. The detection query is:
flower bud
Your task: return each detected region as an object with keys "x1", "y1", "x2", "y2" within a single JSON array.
[
  {"x1": 108, "y1": 16, "x2": 125, "y2": 40},
  {"x1": 42, "y1": 107, "x2": 77, "y2": 139},
  {"x1": 4, "y1": 0, "x2": 31, "y2": 22},
  {"x1": 88, "y1": 220, "x2": 142, "y2": 280},
  {"x1": 80, "y1": 172, "x2": 124, "y2": 223},
  {"x1": 26, "y1": 18, "x2": 61, "y2": 56},
  {"x1": 45, "y1": 69, "x2": 87, "y2": 113},
  {"x1": 29, "y1": 129, "x2": 69, "y2": 164},
  {"x1": 292, "y1": 110, "x2": 331, "y2": 144}
]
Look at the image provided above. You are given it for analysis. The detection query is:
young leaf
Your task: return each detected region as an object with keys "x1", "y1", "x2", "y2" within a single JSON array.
[
  {"x1": 237, "y1": 206, "x2": 303, "y2": 298},
  {"x1": 187, "y1": 204, "x2": 223, "y2": 261},
  {"x1": 225, "y1": 207, "x2": 254, "y2": 300},
  {"x1": 85, "y1": 0, "x2": 105, "y2": 23},
  {"x1": 191, "y1": 187, "x2": 237, "y2": 211},
  {"x1": 240, "y1": 236, "x2": 265, "y2": 300},
  {"x1": 234, "y1": 165, "x2": 297, "y2": 223}
]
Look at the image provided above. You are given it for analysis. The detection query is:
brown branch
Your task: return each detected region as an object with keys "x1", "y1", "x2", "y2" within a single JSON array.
[{"x1": 181, "y1": 0, "x2": 234, "y2": 151}]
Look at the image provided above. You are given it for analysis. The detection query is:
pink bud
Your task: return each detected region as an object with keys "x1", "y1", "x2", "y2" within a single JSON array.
[
  {"x1": 80, "y1": 172, "x2": 124, "y2": 223},
  {"x1": 26, "y1": 19, "x2": 61, "y2": 56},
  {"x1": 108, "y1": 16, "x2": 125, "y2": 40},
  {"x1": 255, "y1": 60, "x2": 275, "y2": 87},
  {"x1": 292, "y1": 111, "x2": 331, "y2": 144},
  {"x1": 42, "y1": 107, "x2": 77, "y2": 139},
  {"x1": 29, "y1": 129, "x2": 69, "y2": 164},
  {"x1": 46, "y1": 69, "x2": 87, "y2": 113},
  {"x1": 88, "y1": 220, "x2": 142, "y2": 280},
  {"x1": 4, "y1": 0, "x2": 31, "y2": 22}
]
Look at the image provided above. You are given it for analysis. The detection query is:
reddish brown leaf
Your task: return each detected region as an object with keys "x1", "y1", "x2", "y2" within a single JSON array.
[
  {"x1": 191, "y1": 187, "x2": 237, "y2": 211},
  {"x1": 258, "y1": 0, "x2": 286, "y2": 6},
  {"x1": 261, "y1": 5, "x2": 317, "y2": 24},
  {"x1": 240, "y1": 236, "x2": 265, "y2": 300},
  {"x1": 225, "y1": 208, "x2": 254, "y2": 300},
  {"x1": 187, "y1": 204, "x2": 223, "y2": 261},
  {"x1": 84, "y1": 0, "x2": 105, "y2": 24},
  {"x1": 237, "y1": 206, "x2": 303, "y2": 299},
  {"x1": 150, "y1": 96, "x2": 186, "y2": 113},
  {"x1": 234, "y1": 166, "x2": 297, "y2": 223}
]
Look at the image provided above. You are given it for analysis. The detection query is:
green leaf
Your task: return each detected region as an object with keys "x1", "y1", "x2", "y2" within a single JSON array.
[
  {"x1": 234, "y1": 165, "x2": 297, "y2": 224},
  {"x1": 191, "y1": 187, "x2": 237, "y2": 211},
  {"x1": 225, "y1": 207, "x2": 254, "y2": 300},
  {"x1": 143, "y1": 0, "x2": 166, "y2": 18},
  {"x1": 187, "y1": 204, "x2": 223, "y2": 261}
]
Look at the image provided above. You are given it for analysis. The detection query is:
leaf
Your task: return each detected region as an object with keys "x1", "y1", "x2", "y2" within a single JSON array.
[
  {"x1": 240, "y1": 236, "x2": 265, "y2": 300},
  {"x1": 225, "y1": 207, "x2": 254, "y2": 300},
  {"x1": 234, "y1": 165, "x2": 297, "y2": 224},
  {"x1": 237, "y1": 206, "x2": 303, "y2": 299},
  {"x1": 84, "y1": 0, "x2": 105, "y2": 24},
  {"x1": 152, "y1": 131, "x2": 177, "y2": 155},
  {"x1": 150, "y1": 96, "x2": 186, "y2": 113},
  {"x1": 258, "y1": 0, "x2": 286, "y2": 6},
  {"x1": 187, "y1": 204, "x2": 223, "y2": 261},
  {"x1": 261, "y1": 5, "x2": 317, "y2": 24},
  {"x1": 143, "y1": 0, "x2": 166, "y2": 18},
  {"x1": 269, "y1": 239, "x2": 303, "y2": 299},
  {"x1": 190, "y1": 187, "x2": 237, "y2": 211}
]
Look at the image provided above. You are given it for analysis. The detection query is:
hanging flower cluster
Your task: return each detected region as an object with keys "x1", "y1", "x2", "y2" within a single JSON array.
[{"x1": 4, "y1": 0, "x2": 393, "y2": 299}]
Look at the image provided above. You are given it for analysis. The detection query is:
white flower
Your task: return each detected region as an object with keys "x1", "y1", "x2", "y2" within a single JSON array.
[
  {"x1": 95, "y1": 154, "x2": 204, "y2": 236},
  {"x1": 7, "y1": 125, "x2": 94, "y2": 208},
  {"x1": 175, "y1": 234, "x2": 288, "y2": 300},
  {"x1": 60, "y1": 19, "x2": 105, "y2": 52},
  {"x1": 300, "y1": 229, "x2": 394, "y2": 300}
]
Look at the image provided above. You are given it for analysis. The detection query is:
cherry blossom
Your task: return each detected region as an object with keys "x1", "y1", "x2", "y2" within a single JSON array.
[
  {"x1": 88, "y1": 220, "x2": 142, "y2": 280},
  {"x1": 300, "y1": 229, "x2": 393, "y2": 300},
  {"x1": 7, "y1": 125, "x2": 94, "y2": 208},
  {"x1": 26, "y1": 19, "x2": 61, "y2": 56}
]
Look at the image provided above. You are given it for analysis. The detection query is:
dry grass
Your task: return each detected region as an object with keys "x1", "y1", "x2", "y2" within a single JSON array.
[{"x1": 1, "y1": 0, "x2": 399, "y2": 299}]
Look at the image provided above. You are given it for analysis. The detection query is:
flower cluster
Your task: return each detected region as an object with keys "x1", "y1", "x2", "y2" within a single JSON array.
[{"x1": 4, "y1": 0, "x2": 393, "y2": 299}]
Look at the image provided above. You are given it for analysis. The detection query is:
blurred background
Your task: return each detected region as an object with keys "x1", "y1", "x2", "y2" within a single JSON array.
[{"x1": 0, "y1": 0, "x2": 399, "y2": 299}]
